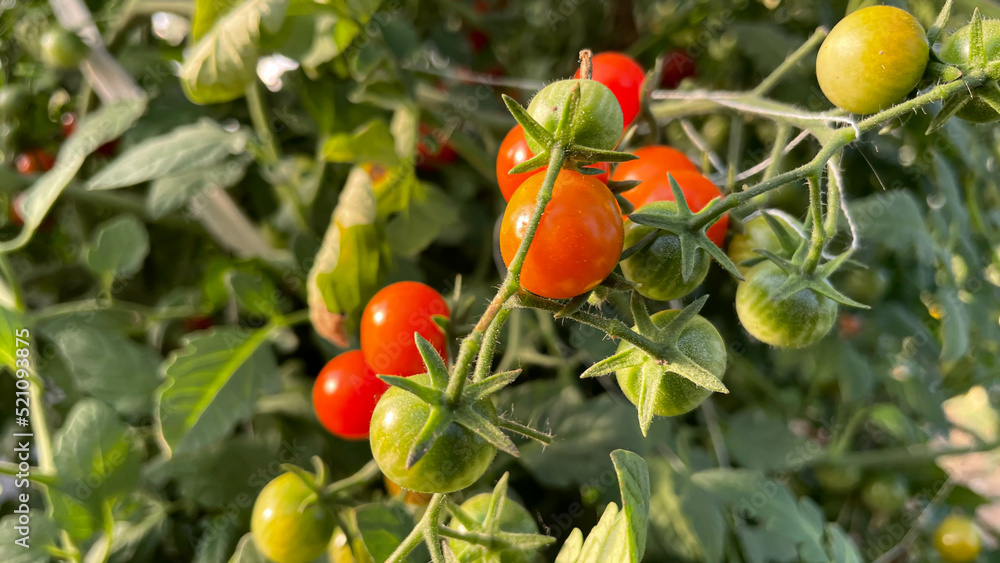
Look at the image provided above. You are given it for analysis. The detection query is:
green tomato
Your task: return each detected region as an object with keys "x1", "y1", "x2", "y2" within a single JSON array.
[
  {"x1": 39, "y1": 28, "x2": 89, "y2": 69},
  {"x1": 370, "y1": 373, "x2": 497, "y2": 494},
  {"x1": 816, "y1": 6, "x2": 929, "y2": 114},
  {"x1": 621, "y1": 201, "x2": 709, "y2": 301},
  {"x1": 939, "y1": 19, "x2": 1000, "y2": 122},
  {"x1": 251, "y1": 472, "x2": 335, "y2": 563},
  {"x1": 735, "y1": 261, "x2": 837, "y2": 348},
  {"x1": 727, "y1": 210, "x2": 804, "y2": 275},
  {"x1": 448, "y1": 493, "x2": 539, "y2": 563},
  {"x1": 837, "y1": 267, "x2": 890, "y2": 306},
  {"x1": 861, "y1": 474, "x2": 909, "y2": 513},
  {"x1": 814, "y1": 465, "x2": 861, "y2": 494},
  {"x1": 616, "y1": 309, "x2": 726, "y2": 416},
  {"x1": 526, "y1": 79, "x2": 623, "y2": 153}
]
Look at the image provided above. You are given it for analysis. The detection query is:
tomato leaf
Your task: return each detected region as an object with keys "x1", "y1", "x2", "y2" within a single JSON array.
[
  {"x1": 87, "y1": 120, "x2": 247, "y2": 190},
  {"x1": 355, "y1": 503, "x2": 428, "y2": 563},
  {"x1": 0, "y1": 511, "x2": 58, "y2": 562},
  {"x1": 322, "y1": 119, "x2": 400, "y2": 165},
  {"x1": 155, "y1": 327, "x2": 279, "y2": 456},
  {"x1": 386, "y1": 184, "x2": 460, "y2": 257},
  {"x1": 180, "y1": 0, "x2": 289, "y2": 104},
  {"x1": 147, "y1": 158, "x2": 249, "y2": 219},
  {"x1": 645, "y1": 458, "x2": 726, "y2": 563},
  {"x1": 85, "y1": 214, "x2": 150, "y2": 281}
]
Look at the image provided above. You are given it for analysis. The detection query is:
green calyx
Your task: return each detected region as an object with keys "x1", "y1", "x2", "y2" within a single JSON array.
[
  {"x1": 502, "y1": 80, "x2": 636, "y2": 176},
  {"x1": 934, "y1": 10, "x2": 1000, "y2": 124},
  {"x1": 581, "y1": 294, "x2": 728, "y2": 436},
  {"x1": 443, "y1": 473, "x2": 554, "y2": 560},
  {"x1": 626, "y1": 173, "x2": 744, "y2": 282},
  {"x1": 377, "y1": 334, "x2": 550, "y2": 469},
  {"x1": 753, "y1": 246, "x2": 869, "y2": 310}
]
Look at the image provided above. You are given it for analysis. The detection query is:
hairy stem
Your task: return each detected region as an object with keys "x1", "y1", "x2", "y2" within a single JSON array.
[{"x1": 752, "y1": 27, "x2": 829, "y2": 96}]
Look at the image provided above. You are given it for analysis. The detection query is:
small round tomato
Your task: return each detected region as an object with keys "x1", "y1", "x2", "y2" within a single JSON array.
[
  {"x1": 861, "y1": 475, "x2": 908, "y2": 513},
  {"x1": 660, "y1": 50, "x2": 696, "y2": 89},
  {"x1": 15, "y1": 150, "x2": 56, "y2": 175},
  {"x1": 837, "y1": 267, "x2": 890, "y2": 306},
  {"x1": 251, "y1": 472, "x2": 335, "y2": 563},
  {"x1": 735, "y1": 261, "x2": 837, "y2": 348},
  {"x1": 526, "y1": 79, "x2": 623, "y2": 153},
  {"x1": 621, "y1": 201, "x2": 709, "y2": 301},
  {"x1": 39, "y1": 28, "x2": 89, "y2": 69},
  {"x1": 814, "y1": 465, "x2": 861, "y2": 494},
  {"x1": 619, "y1": 168, "x2": 727, "y2": 248},
  {"x1": 611, "y1": 145, "x2": 698, "y2": 184},
  {"x1": 616, "y1": 309, "x2": 726, "y2": 416},
  {"x1": 838, "y1": 313, "x2": 864, "y2": 339},
  {"x1": 500, "y1": 170, "x2": 623, "y2": 299},
  {"x1": 939, "y1": 20, "x2": 1000, "y2": 122},
  {"x1": 727, "y1": 210, "x2": 804, "y2": 275},
  {"x1": 370, "y1": 373, "x2": 497, "y2": 493},
  {"x1": 496, "y1": 124, "x2": 608, "y2": 201},
  {"x1": 312, "y1": 350, "x2": 389, "y2": 440},
  {"x1": 573, "y1": 52, "x2": 645, "y2": 125},
  {"x1": 448, "y1": 493, "x2": 539, "y2": 563},
  {"x1": 417, "y1": 124, "x2": 458, "y2": 168},
  {"x1": 934, "y1": 515, "x2": 981, "y2": 563},
  {"x1": 816, "y1": 6, "x2": 929, "y2": 114},
  {"x1": 360, "y1": 281, "x2": 450, "y2": 377}
]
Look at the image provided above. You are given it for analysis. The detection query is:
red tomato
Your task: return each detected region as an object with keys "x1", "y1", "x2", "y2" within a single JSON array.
[
  {"x1": 417, "y1": 124, "x2": 458, "y2": 168},
  {"x1": 616, "y1": 161, "x2": 728, "y2": 248},
  {"x1": 15, "y1": 149, "x2": 55, "y2": 175},
  {"x1": 496, "y1": 124, "x2": 608, "y2": 201},
  {"x1": 312, "y1": 350, "x2": 389, "y2": 440},
  {"x1": 574, "y1": 52, "x2": 645, "y2": 126},
  {"x1": 500, "y1": 170, "x2": 623, "y2": 299},
  {"x1": 660, "y1": 50, "x2": 696, "y2": 89},
  {"x1": 360, "y1": 282, "x2": 451, "y2": 376}
]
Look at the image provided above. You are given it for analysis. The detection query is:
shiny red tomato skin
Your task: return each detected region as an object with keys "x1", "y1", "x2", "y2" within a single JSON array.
[
  {"x1": 360, "y1": 282, "x2": 450, "y2": 376},
  {"x1": 619, "y1": 168, "x2": 728, "y2": 248},
  {"x1": 15, "y1": 150, "x2": 55, "y2": 175},
  {"x1": 500, "y1": 170, "x2": 623, "y2": 299},
  {"x1": 611, "y1": 145, "x2": 698, "y2": 185},
  {"x1": 574, "y1": 52, "x2": 645, "y2": 126},
  {"x1": 496, "y1": 124, "x2": 608, "y2": 201},
  {"x1": 312, "y1": 350, "x2": 389, "y2": 440}
]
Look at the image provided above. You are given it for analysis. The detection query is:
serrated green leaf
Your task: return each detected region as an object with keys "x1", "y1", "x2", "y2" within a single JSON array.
[
  {"x1": 226, "y1": 270, "x2": 280, "y2": 317},
  {"x1": 181, "y1": 0, "x2": 290, "y2": 104},
  {"x1": 147, "y1": 159, "x2": 248, "y2": 219},
  {"x1": 645, "y1": 458, "x2": 726, "y2": 563},
  {"x1": 88, "y1": 121, "x2": 246, "y2": 190},
  {"x1": 610, "y1": 450, "x2": 650, "y2": 560},
  {"x1": 156, "y1": 327, "x2": 279, "y2": 456}
]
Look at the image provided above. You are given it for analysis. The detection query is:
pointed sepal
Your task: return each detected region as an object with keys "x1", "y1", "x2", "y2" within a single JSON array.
[
  {"x1": 415, "y1": 333, "x2": 450, "y2": 388},
  {"x1": 406, "y1": 407, "x2": 453, "y2": 468},
  {"x1": 496, "y1": 417, "x2": 552, "y2": 445},
  {"x1": 636, "y1": 361, "x2": 663, "y2": 437},
  {"x1": 927, "y1": 95, "x2": 970, "y2": 134},
  {"x1": 554, "y1": 83, "x2": 583, "y2": 145},
  {"x1": 630, "y1": 291, "x2": 657, "y2": 336},
  {"x1": 502, "y1": 94, "x2": 554, "y2": 148},
  {"x1": 927, "y1": 0, "x2": 954, "y2": 44},
  {"x1": 377, "y1": 375, "x2": 443, "y2": 405},
  {"x1": 579, "y1": 348, "x2": 645, "y2": 379},
  {"x1": 453, "y1": 407, "x2": 520, "y2": 457},
  {"x1": 969, "y1": 9, "x2": 986, "y2": 67},
  {"x1": 555, "y1": 293, "x2": 591, "y2": 318},
  {"x1": 607, "y1": 179, "x2": 641, "y2": 193},
  {"x1": 508, "y1": 151, "x2": 550, "y2": 175},
  {"x1": 466, "y1": 369, "x2": 522, "y2": 399}
]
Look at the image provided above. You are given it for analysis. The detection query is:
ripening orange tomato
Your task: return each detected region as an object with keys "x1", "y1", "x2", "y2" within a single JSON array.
[
  {"x1": 618, "y1": 166, "x2": 728, "y2": 248},
  {"x1": 500, "y1": 170, "x2": 623, "y2": 299}
]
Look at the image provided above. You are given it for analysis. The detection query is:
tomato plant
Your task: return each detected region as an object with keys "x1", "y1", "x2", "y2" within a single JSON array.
[
  {"x1": 1, "y1": 2, "x2": 997, "y2": 563},
  {"x1": 360, "y1": 281, "x2": 450, "y2": 376},
  {"x1": 499, "y1": 169, "x2": 623, "y2": 299},
  {"x1": 39, "y1": 27, "x2": 88, "y2": 69},
  {"x1": 816, "y1": 6, "x2": 929, "y2": 114},
  {"x1": 312, "y1": 350, "x2": 389, "y2": 440}
]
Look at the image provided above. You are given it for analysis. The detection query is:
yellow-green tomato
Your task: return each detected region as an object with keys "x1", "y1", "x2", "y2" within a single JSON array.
[
  {"x1": 621, "y1": 201, "x2": 710, "y2": 301},
  {"x1": 250, "y1": 472, "x2": 335, "y2": 563},
  {"x1": 939, "y1": 19, "x2": 1000, "y2": 122},
  {"x1": 933, "y1": 515, "x2": 981, "y2": 563},
  {"x1": 816, "y1": 6, "x2": 929, "y2": 114},
  {"x1": 616, "y1": 310, "x2": 726, "y2": 416},
  {"x1": 735, "y1": 261, "x2": 837, "y2": 348},
  {"x1": 448, "y1": 494, "x2": 539, "y2": 563},
  {"x1": 727, "y1": 210, "x2": 804, "y2": 275}
]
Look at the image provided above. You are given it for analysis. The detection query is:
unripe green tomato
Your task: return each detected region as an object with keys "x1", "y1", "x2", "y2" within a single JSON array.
[
  {"x1": 861, "y1": 474, "x2": 909, "y2": 513},
  {"x1": 621, "y1": 201, "x2": 710, "y2": 301},
  {"x1": 939, "y1": 19, "x2": 1000, "y2": 122},
  {"x1": 837, "y1": 267, "x2": 890, "y2": 306},
  {"x1": 39, "y1": 28, "x2": 89, "y2": 69},
  {"x1": 250, "y1": 472, "x2": 335, "y2": 563},
  {"x1": 816, "y1": 6, "x2": 929, "y2": 114},
  {"x1": 448, "y1": 493, "x2": 539, "y2": 563},
  {"x1": 727, "y1": 210, "x2": 804, "y2": 275},
  {"x1": 814, "y1": 465, "x2": 861, "y2": 494},
  {"x1": 526, "y1": 79, "x2": 623, "y2": 153},
  {"x1": 370, "y1": 373, "x2": 497, "y2": 494},
  {"x1": 616, "y1": 310, "x2": 726, "y2": 416},
  {"x1": 933, "y1": 515, "x2": 981, "y2": 563},
  {"x1": 735, "y1": 261, "x2": 837, "y2": 348}
]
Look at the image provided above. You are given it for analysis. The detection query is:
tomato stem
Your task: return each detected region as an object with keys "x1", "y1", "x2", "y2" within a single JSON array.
[
  {"x1": 802, "y1": 173, "x2": 825, "y2": 274},
  {"x1": 579, "y1": 49, "x2": 593, "y2": 80},
  {"x1": 752, "y1": 26, "x2": 829, "y2": 96}
]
